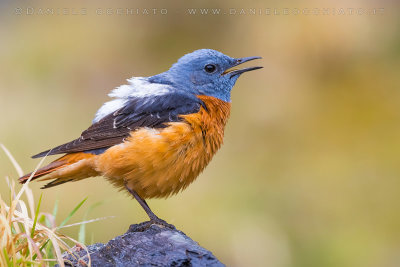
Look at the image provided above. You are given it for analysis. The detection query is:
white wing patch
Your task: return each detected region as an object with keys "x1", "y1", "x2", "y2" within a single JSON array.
[
  {"x1": 93, "y1": 77, "x2": 172, "y2": 123},
  {"x1": 94, "y1": 98, "x2": 127, "y2": 123}
]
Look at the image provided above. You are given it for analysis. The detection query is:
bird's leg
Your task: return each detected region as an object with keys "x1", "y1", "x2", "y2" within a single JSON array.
[
  {"x1": 126, "y1": 186, "x2": 159, "y2": 221},
  {"x1": 124, "y1": 183, "x2": 174, "y2": 228}
]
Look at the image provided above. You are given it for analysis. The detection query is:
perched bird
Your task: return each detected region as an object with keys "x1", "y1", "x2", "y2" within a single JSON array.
[{"x1": 20, "y1": 49, "x2": 262, "y2": 225}]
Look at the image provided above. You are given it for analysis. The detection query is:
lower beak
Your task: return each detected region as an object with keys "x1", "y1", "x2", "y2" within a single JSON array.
[{"x1": 223, "y1": 56, "x2": 263, "y2": 77}]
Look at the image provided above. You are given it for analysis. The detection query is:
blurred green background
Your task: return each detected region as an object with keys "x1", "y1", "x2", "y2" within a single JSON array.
[{"x1": 1, "y1": 0, "x2": 400, "y2": 266}]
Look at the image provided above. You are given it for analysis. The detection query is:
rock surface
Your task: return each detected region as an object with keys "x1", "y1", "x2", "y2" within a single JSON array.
[{"x1": 61, "y1": 222, "x2": 224, "y2": 267}]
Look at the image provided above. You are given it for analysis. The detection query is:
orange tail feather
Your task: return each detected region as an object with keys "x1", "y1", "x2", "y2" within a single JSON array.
[
  {"x1": 19, "y1": 153, "x2": 97, "y2": 186},
  {"x1": 19, "y1": 159, "x2": 68, "y2": 183}
]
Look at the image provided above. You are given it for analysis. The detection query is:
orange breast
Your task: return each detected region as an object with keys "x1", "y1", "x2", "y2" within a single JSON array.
[{"x1": 95, "y1": 95, "x2": 231, "y2": 199}]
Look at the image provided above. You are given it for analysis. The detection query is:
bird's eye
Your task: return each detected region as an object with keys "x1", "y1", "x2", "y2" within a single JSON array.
[{"x1": 204, "y1": 64, "x2": 217, "y2": 73}]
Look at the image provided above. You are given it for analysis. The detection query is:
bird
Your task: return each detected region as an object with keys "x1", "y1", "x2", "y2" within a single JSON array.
[{"x1": 19, "y1": 49, "x2": 262, "y2": 225}]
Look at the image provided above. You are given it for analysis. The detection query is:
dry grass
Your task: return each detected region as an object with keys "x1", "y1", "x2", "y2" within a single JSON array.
[{"x1": 0, "y1": 144, "x2": 92, "y2": 267}]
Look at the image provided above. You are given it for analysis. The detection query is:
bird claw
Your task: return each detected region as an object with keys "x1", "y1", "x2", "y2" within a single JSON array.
[
  {"x1": 149, "y1": 217, "x2": 176, "y2": 229},
  {"x1": 132, "y1": 218, "x2": 176, "y2": 232}
]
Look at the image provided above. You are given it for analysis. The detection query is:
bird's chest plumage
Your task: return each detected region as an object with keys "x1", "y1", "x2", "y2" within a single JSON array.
[{"x1": 97, "y1": 95, "x2": 231, "y2": 198}]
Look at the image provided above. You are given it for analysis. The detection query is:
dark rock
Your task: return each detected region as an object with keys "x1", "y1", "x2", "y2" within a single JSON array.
[{"x1": 60, "y1": 222, "x2": 224, "y2": 267}]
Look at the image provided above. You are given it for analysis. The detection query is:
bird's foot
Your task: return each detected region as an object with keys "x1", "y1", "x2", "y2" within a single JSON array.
[
  {"x1": 147, "y1": 215, "x2": 176, "y2": 230},
  {"x1": 131, "y1": 217, "x2": 176, "y2": 232},
  {"x1": 149, "y1": 217, "x2": 176, "y2": 229}
]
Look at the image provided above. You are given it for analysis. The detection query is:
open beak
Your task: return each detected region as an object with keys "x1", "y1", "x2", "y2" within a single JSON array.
[{"x1": 222, "y1": 56, "x2": 263, "y2": 78}]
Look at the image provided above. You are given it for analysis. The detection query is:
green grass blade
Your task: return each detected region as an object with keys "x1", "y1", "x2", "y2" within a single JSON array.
[
  {"x1": 79, "y1": 201, "x2": 104, "y2": 243},
  {"x1": 45, "y1": 239, "x2": 53, "y2": 262},
  {"x1": 52, "y1": 199, "x2": 59, "y2": 218},
  {"x1": 59, "y1": 197, "x2": 88, "y2": 228},
  {"x1": 78, "y1": 221, "x2": 86, "y2": 244},
  {"x1": 3, "y1": 247, "x2": 12, "y2": 267},
  {"x1": 32, "y1": 239, "x2": 50, "y2": 261},
  {"x1": 39, "y1": 214, "x2": 46, "y2": 225},
  {"x1": 31, "y1": 193, "x2": 43, "y2": 238},
  {"x1": 44, "y1": 199, "x2": 59, "y2": 228}
]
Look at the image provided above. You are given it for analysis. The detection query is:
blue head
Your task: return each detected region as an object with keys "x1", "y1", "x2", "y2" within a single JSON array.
[{"x1": 152, "y1": 49, "x2": 262, "y2": 102}]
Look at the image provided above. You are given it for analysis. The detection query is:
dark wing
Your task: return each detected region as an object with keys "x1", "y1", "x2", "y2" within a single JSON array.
[{"x1": 32, "y1": 92, "x2": 205, "y2": 158}]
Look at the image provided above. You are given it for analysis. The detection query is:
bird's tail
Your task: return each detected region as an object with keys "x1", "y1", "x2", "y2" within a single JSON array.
[{"x1": 19, "y1": 153, "x2": 98, "y2": 188}]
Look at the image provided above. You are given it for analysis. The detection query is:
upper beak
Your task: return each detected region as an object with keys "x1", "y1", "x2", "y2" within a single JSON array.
[{"x1": 223, "y1": 56, "x2": 263, "y2": 78}]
